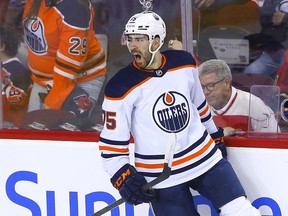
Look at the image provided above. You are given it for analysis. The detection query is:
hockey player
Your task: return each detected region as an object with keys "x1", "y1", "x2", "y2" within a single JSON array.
[
  {"x1": 0, "y1": 25, "x2": 32, "y2": 127},
  {"x1": 22, "y1": 0, "x2": 106, "y2": 112},
  {"x1": 98, "y1": 11, "x2": 261, "y2": 216}
]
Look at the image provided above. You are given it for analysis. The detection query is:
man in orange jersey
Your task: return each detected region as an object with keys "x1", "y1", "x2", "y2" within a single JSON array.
[{"x1": 22, "y1": 0, "x2": 106, "y2": 115}]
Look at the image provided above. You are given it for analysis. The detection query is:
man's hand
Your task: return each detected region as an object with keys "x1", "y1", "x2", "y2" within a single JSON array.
[
  {"x1": 111, "y1": 164, "x2": 155, "y2": 205},
  {"x1": 168, "y1": 39, "x2": 183, "y2": 50},
  {"x1": 273, "y1": 11, "x2": 286, "y2": 26},
  {"x1": 211, "y1": 127, "x2": 227, "y2": 158}
]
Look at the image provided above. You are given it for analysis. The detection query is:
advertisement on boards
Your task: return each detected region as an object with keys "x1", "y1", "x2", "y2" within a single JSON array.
[{"x1": 0, "y1": 139, "x2": 286, "y2": 216}]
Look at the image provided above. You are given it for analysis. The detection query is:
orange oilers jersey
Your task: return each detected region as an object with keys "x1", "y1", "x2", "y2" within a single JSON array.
[
  {"x1": 99, "y1": 50, "x2": 221, "y2": 188},
  {"x1": 2, "y1": 57, "x2": 32, "y2": 127},
  {"x1": 22, "y1": 0, "x2": 107, "y2": 109}
]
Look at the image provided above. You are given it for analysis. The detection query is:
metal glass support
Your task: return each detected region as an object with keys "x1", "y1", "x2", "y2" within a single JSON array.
[{"x1": 180, "y1": 0, "x2": 193, "y2": 54}]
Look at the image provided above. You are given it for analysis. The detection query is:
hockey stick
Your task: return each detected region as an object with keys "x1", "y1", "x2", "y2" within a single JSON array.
[{"x1": 92, "y1": 133, "x2": 177, "y2": 216}]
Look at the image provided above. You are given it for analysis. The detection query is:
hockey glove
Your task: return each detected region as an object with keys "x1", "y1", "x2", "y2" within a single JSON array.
[
  {"x1": 211, "y1": 127, "x2": 227, "y2": 158},
  {"x1": 111, "y1": 163, "x2": 155, "y2": 205}
]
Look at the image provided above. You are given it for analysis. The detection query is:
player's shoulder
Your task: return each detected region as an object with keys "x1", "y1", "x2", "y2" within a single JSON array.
[
  {"x1": 162, "y1": 50, "x2": 197, "y2": 68},
  {"x1": 104, "y1": 64, "x2": 145, "y2": 99},
  {"x1": 236, "y1": 88, "x2": 262, "y2": 103},
  {"x1": 55, "y1": 0, "x2": 91, "y2": 28},
  {"x1": 3, "y1": 58, "x2": 27, "y2": 74},
  {"x1": 236, "y1": 88, "x2": 250, "y2": 97}
]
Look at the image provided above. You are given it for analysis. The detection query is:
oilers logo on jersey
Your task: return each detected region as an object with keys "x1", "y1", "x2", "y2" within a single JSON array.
[
  {"x1": 152, "y1": 91, "x2": 190, "y2": 133},
  {"x1": 23, "y1": 18, "x2": 47, "y2": 54}
]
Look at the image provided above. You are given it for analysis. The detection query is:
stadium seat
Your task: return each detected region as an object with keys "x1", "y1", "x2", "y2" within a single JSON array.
[
  {"x1": 197, "y1": 25, "x2": 250, "y2": 64},
  {"x1": 232, "y1": 73, "x2": 275, "y2": 92},
  {"x1": 216, "y1": 4, "x2": 261, "y2": 34}
]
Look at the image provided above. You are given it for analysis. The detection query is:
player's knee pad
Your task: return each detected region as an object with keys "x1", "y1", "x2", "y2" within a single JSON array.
[{"x1": 219, "y1": 196, "x2": 261, "y2": 216}]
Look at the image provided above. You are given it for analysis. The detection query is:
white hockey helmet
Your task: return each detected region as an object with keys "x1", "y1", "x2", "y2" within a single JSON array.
[
  {"x1": 125, "y1": 11, "x2": 166, "y2": 51},
  {"x1": 124, "y1": 11, "x2": 166, "y2": 67}
]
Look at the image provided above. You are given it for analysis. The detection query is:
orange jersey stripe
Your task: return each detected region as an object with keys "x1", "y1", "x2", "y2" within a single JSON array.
[
  {"x1": 135, "y1": 138, "x2": 214, "y2": 169},
  {"x1": 172, "y1": 138, "x2": 214, "y2": 166},
  {"x1": 199, "y1": 104, "x2": 209, "y2": 117},
  {"x1": 99, "y1": 146, "x2": 129, "y2": 153},
  {"x1": 167, "y1": 64, "x2": 197, "y2": 72}
]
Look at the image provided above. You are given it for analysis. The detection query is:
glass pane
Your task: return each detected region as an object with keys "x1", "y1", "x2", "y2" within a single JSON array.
[
  {"x1": 248, "y1": 85, "x2": 280, "y2": 137},
  {"x1": 1, "y1": 0, "x2": 182, "y2": 135}
]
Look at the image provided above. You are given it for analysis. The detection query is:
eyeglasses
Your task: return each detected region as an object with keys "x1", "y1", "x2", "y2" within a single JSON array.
[{"x1": 201, "y1": 77, "x2": 227, "y2": 91}]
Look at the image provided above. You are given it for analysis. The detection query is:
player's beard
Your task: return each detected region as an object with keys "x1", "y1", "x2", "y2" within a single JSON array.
[{"x1": 133, "y1": 50, "x2": 153, "y2": 69}]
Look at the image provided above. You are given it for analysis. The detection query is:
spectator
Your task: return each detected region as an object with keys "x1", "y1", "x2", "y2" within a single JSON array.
[
  {"x1": 198, "y1": 59, "x2": 280, "y2": 134},
  {"x1": 22, "y1": 0, "x2": 107, "y2": 114},
  {"x1": 260, "y1": 0, "x2": 288, "y2": 44},
  {"x1": 99, "y1": 11, "x2": 260, "y2": 216},
  {"x1": 243, "y1": 33, "x2": 285, "y2": 80},
  {"x1": 0, "y1": 1, "x2": 29, "y2": 70},
  {"x1": 0, "y1": 25, "x2": 32, "y2": 128},
  {"x1": 276, "y1": 50, "x2": 288, "y2": 93},
  {"x1": 5, "y1": 0, "x2": 26, "y2": 35}
]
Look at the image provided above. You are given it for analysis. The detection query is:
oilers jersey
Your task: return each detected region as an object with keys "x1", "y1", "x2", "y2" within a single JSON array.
[
  {"x1": 99, "y1": 50, "x2": 222, "y2": 189},
  {"x1": 2, "y1": 57, "x2": 32, "y2": 127},
  {"x1": 22, "y1": 0, "x2": 106, "y2": 109},
  {"x1": 2, "y1": 57, "x2": 31, "y2": 109}
]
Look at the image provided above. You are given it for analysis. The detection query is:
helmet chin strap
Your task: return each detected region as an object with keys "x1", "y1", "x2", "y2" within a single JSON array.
[
  {"x1": 126, "y1": 41, "x2": 132, "y2": 53},
  {"x1": 126, "y1": 38, "x2": 162, "y2": 68},
  {"x1": 146, "y1": 40, "x2": 162, "y2": 68}
]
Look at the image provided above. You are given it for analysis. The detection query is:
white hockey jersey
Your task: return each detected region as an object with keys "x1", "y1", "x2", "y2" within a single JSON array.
[{"x1": 99, "y1": 50, "x2": 222, "y2": 189}]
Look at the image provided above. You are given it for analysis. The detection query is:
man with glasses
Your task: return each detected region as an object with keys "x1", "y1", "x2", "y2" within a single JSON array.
[{"x1": 199, "y1": 59, "x2": 279, "y2": 134}]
